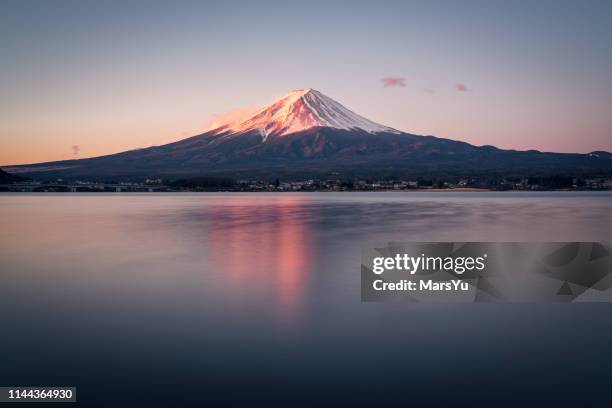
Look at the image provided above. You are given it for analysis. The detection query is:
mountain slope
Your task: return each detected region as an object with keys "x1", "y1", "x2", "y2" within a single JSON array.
[
  {"x1": 211, "y1": 88, "x2": 399, "y2": 139},
  {"x1": 3, "y1": 89, "x2": 612, "y2": 180},
  {"x1": 0, "y1": 168, "x2": 26, "y2": 183}
]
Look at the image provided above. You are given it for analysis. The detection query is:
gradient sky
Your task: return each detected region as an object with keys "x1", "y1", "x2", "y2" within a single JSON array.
[{"x1": 1, "y1": 0, "x2": 611, "y2": 165}]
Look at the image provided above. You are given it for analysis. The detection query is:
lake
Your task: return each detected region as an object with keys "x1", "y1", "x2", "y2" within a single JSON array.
[{"x1": 1, "y1": 192, "x2": 611, "y2": 406}]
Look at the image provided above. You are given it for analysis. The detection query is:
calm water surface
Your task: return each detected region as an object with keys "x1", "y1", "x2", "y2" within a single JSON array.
[{"x1": 1, "y1": 192, "x2": 611, "y2": 406}]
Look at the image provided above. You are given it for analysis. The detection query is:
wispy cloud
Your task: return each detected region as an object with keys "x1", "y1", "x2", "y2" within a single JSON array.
[
  {"x1": 71, "y1": 145, "x2": 80, "y2": 156},
  {"x1": 456, "y1": 83, "x2": 470, "y2": 92},
  {"x1": 207, "y1": 107, "x2": 256, "y2": 130},
  {"x1": 382, "y1": 77, "x2": 407, "y2": 87}
]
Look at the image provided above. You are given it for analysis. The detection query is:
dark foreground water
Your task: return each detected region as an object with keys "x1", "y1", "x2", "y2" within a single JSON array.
[{"x1": 1, "y1": 192, "x2": 611, "y2": 407}]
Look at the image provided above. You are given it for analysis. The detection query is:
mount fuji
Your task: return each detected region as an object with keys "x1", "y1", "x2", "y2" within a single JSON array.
[
  {"x1": 210, "y1": 88, "x2": 399, "y2": 139},
  {"x1": 4, "y1": 88, "x2": 611, "y2": 180}
]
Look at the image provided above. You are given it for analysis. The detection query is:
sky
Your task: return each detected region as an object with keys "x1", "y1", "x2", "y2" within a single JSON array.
[{"x1": 1, "y1": 0, "x2": 611, "y2": 165}]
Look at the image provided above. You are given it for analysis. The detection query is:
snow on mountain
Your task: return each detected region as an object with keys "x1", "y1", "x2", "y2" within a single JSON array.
[{"x1": 210, "y1": 88, "x2": 400, "y2": 140}]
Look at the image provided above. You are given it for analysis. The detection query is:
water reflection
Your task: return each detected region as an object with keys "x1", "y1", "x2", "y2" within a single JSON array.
[
  {"x1": 1, "y1": 192, "x2": 612, "y2": 405},
  {"x1": 206, "y1": 196, "x2": 313, "y2": 322}
]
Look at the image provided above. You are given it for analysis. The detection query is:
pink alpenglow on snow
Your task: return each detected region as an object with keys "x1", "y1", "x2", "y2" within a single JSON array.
[{"x1": 209, "y1": 89, "x2": 399, "y2": 141}]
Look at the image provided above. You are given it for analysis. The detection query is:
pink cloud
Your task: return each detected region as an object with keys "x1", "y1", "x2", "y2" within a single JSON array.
[
  {"x1": 207, "y1": 107, "x2": 256, "y2": 130},
  {"x1": 456, "y1": 83, "x2": 470, "y2": 92},
  {"x1": 382, "y1": 77, "x2": 406, "y2": 87}
]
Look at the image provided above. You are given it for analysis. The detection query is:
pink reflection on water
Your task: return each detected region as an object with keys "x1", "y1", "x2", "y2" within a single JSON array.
[{"x1": 206, "y1": 196, "x2": 314, "y2": 323}]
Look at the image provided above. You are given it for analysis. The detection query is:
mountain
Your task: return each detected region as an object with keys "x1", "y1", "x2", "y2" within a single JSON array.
[
  {"x1": 3, "y1": 88, "x2": 612, "y2": 180},
  {"x1": 0, "y1": 168, "x2": 26, "y2": 183},
  {"x1": 213, "y1": 88, "x2": 399, "y2": 139}
]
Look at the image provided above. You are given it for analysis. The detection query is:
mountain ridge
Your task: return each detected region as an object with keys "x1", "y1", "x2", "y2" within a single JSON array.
[
  {"x1": 3, "y1": 89, "x2": 612, "y2": 180},
  {"x1": 209, "y1": 88, "x2": 399, "y2": 140}
]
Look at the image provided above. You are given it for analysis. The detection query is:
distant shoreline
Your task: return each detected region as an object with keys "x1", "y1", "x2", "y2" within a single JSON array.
[
  {"x1": 3, "y1": 188, "x2": 612, "y2": 194},
  {"x1": 376, "y1": 188, "x2": 492, "y2": 192}
]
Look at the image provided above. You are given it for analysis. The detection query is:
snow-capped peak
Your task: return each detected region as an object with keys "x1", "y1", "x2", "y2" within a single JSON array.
[{"x1": 211, "y1": 88, "x2": 399, "y2": 140}]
